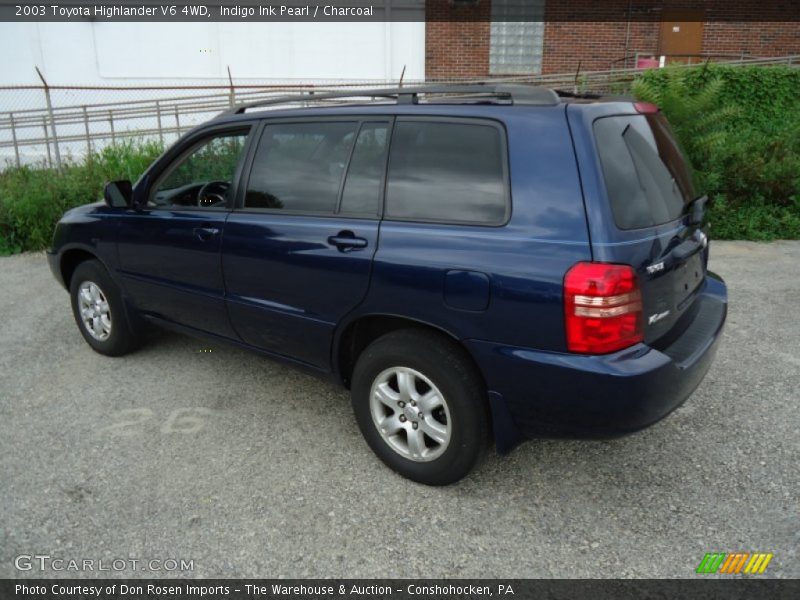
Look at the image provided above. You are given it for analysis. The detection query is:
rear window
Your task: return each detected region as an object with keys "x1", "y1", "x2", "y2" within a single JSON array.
[
  {"x1": 385, "y1": 119, "x2": 509, "y2": 225},
  {"x1": 594, "y1": 113, "x2": 695, "y2": 230}
]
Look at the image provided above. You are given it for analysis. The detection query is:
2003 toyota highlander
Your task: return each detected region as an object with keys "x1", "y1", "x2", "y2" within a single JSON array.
[{"x1": 48, "y1": 84, "x2": 727, "y2": 485}]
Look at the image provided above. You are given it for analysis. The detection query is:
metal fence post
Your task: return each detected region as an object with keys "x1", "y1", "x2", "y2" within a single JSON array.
[
  {"x1": 82, "y1": 105, "x2": 92, "y2": 158},
  {"x1": 156, "y1": 100, "x2": 164, "y2": 145},
  {"x1": 108, "y1": 110, "x2": 115, "y2": 144},
  {"x1": 9, "y1": 112, "x2": 20, "y2": 168},
  {"x1": 174, "y1": 107, "x2": 181, "y2": 136},
  {"x1": 227, "y1": 65, "x2": 236, "y2": 107},
  {"x1": 42, "y1": 116, "x2": 52, "y2": 168},
  {"x1": 35, "y1": 66, "x2": 62, "y2": 171}
]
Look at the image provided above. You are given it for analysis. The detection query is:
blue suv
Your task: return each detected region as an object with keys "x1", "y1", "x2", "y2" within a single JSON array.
[{"x1": 48, "y1": 85, "x2": 727, "y2": 484}]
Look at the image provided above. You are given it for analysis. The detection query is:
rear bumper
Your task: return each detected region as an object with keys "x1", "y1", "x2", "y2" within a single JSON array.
[{"x1": 466, "y1": 273, "x2": 727, "y2": 446}]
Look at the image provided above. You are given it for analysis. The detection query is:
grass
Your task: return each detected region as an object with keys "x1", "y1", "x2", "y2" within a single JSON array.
[{"x1": 0, "y1": 141, "x2": 163, "y2": 254}]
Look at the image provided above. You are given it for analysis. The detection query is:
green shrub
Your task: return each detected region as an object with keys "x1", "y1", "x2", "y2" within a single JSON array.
[
  {"x1": 634, "y1": 65, "x2": 800, "y2": 240},
  {"x1": 0, "y1": 140, "x2": 163, "y2": 254}
]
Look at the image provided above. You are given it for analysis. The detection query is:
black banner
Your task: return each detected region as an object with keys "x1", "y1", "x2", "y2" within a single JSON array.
[
  {"x1": 2, "y1": 0, "x2": 799, "y2": 23},
  {"x1": 2, "y1": 579, "x2": 800, "y2": 600}
]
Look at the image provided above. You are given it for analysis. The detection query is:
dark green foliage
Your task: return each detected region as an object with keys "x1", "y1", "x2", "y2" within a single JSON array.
[
  {"x1": 634, "y1": 65, "x2": 800, "y2": 240},
  {"x1": 0, "y1": 141, "x2": 164, "y2": 254}
]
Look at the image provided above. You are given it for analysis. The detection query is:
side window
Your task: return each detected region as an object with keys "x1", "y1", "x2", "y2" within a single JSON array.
[
  {"x1": 151, "y1": 132, "x2": 249, "y2": 208},
  {"x1": 339, "y1": 122, "x2": 390, "y2": 216},
  {"x1": 385, "y1": 120, "x2": 508, "y2": 225},
  {"x1": 245, "y1": 122, "x2": 357, "y2": 213}
]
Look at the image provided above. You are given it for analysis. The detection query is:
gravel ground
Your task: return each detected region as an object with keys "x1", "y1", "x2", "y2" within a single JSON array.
[{"x1": 0, "y1": 241, "x2": 797, "y2": 579}]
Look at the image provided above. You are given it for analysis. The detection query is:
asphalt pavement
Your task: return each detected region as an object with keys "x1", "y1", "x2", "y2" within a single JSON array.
[{"x1": 0, "y1": 241, "x2": 797, "y2": 578}]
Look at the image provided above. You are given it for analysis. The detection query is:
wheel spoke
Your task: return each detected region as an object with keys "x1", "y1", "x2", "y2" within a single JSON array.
[
  {"x1": 80, "y1": 287, "x2": 93, "y2": 303},
  {"x1": 396, "y1": 370, "x2": 414, "y2": 403},
  {"x1": 406, "y1": 428, "x2": 426, "y2": 458},
  {"x1": 89, "y1": 284, "x2": 100, "y2": 302},
  {"x1": 419, "y1": 389, "x2": 443, "y2": 413},
  {"x1": 375, "y1": 382, "x2": 399, "y2": 409},
  {"x1": 420, "y1": 418, "x2": 448, "y2": 445},
  {"x1": 92, "y1": 316, "x2": 104, "y2": 336},
  {"x1": 378, "y1": 414, "x2": 404, "y2": 436}
]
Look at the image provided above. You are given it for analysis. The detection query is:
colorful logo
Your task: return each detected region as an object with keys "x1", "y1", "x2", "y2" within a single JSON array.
[{"x1": 696, "y1": 552, "x2": 773, "y2": 574}]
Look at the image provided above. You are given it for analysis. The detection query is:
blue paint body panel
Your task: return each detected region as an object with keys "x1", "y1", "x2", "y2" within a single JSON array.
[
  {"x1": 443, "y1": 271, "x2": 491, "y2": 312},
  {"x1": 48, "y1": 98, "x2": 727, "y2": 452}
]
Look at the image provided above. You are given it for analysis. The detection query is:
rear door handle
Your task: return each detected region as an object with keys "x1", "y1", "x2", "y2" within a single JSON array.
[
  {"x1": 328, "y1": 232, "x2": 368, "y2": 251},
  {"x1": 193, "y1": 226, "x2": 220, "y2": 241}
]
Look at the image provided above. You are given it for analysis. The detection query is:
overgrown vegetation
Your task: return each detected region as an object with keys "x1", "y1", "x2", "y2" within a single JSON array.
[
  {"x1": 633, "y1": 64, "x2": 800, "y2": 240},
  {"x1": 0, "y1": 141, "x2": 163, "y2": 254}
]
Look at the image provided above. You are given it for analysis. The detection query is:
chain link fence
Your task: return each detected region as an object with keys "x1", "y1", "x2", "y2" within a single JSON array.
[{"x1": 2, "y1": 54, "x2": 797, "y2": 170}]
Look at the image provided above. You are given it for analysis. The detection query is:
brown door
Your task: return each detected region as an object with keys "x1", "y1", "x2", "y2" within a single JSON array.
[{"x1": 659, "y1": 10, "x2": 705, "y2": 64}]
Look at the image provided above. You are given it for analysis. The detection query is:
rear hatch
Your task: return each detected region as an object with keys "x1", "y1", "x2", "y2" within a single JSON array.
[{"x1": 590, "y1": 105, "x2": 709, "y2": 345}]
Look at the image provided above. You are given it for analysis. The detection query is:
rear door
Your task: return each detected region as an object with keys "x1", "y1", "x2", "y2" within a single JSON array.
[
  {"x1": 221, "y1": 118, "x2": 391, "y2": 369},
  {"x1": 574, "y1": 105, "x2": 708, "y2": 345}
]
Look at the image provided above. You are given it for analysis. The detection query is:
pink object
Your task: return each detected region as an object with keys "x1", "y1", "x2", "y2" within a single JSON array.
[{"x1": 636, "y1": 57, "x2": 660, "y2": 70}]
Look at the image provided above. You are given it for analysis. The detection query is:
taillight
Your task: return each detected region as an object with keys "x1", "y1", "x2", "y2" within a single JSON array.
[
  {"x1": 634, "y1": 101, "x2": 659, "y2": 114},
  {"x1": 564, "y1": 262, "x2": 644, "y2": 354}
]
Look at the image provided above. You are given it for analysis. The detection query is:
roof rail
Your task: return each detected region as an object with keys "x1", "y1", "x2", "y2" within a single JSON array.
[{"x1": 222, "y1": 83, "x2": 559, "y2": 116}]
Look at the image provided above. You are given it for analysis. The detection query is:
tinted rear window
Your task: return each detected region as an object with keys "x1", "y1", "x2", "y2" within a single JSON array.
[
  {"x1": 385, "y1": 120, "x2": 508, "y2": 225},
  {"x1": 594, "y1": 114, "x2": 695, "y2": 230}
]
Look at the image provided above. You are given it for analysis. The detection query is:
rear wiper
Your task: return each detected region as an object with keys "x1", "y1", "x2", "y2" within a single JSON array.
[{"x1": 685, "y1": 195, "x2": 708, "y2": 225}]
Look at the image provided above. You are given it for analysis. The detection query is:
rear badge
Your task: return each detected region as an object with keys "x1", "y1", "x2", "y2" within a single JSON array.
[
  {"x1": 646, "y1": 262, "x2": 665, "y2": 275},
  {"x1": 648, "y1": 310, "x2": 671, "y2": 325}
]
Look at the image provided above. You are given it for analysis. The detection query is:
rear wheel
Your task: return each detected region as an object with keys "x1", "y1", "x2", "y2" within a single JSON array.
[
  {"x1": 351, "y1": 329, "x2": 488, "y2": 485},
  {"x1": 69, "y1": 260, "x2": 141, "y2": 356}
]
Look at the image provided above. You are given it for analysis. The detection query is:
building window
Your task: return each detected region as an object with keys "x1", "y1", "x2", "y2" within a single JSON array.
[{"x1": 489, "y1": 0, "x2": 546, "y2": 75}]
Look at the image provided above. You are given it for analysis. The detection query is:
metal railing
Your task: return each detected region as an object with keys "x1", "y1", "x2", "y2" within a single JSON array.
[{"x1": 2, "y1": 53, "x2": 798, "y2": 170}]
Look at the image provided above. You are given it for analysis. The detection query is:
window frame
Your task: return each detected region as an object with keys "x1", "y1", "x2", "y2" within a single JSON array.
[
  {"x1": 235, "y1": 115, "x2": 395, "y2": 220},
  {"x1": 383, "y1": 116, "x2": 512, "y2": 228},
  {"x1": 144, "y1": 123, "x2": 255, "y2": 213}
]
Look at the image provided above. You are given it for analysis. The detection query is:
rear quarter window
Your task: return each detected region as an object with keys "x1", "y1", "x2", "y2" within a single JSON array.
[
  {"x1": 385, "y1": 119, "x2": 509, "y2": 225},
  {"x1": 594, "y1": 114, "x2": 695, "y2": 230}
]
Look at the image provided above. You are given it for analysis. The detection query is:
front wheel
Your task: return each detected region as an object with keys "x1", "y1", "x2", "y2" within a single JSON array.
[
  {"x1": 351, "y1": 329, "x2": 489, "y2": 485},
  {"x1": 69, "y1": 259, "x2": 141, "y2": 356}
]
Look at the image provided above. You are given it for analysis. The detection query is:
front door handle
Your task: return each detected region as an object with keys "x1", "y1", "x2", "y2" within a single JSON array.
[
  {"x1": 328, "y1": 231, "x2": 368, "y2": 252},
  {"x1": 193, "y1": 226, "x2": 220, "y2": 241}
]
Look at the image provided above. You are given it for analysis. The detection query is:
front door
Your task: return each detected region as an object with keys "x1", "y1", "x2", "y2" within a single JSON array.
[
  {"x1": 117, "y1": 127, "x2": 251, "y2": 337},
  {"x1": 659, "y1": 10, "x2": 705, "y2": 64},
  {"x1": 222, "y1": 119, "x2": 391, "y2": 369}
]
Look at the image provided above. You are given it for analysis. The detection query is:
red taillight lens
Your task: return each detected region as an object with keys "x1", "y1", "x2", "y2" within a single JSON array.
[
  {"x1": 564, "y1": 262, "x2": 644, "y2": 354},
  {"x1": 634, "y1": 101, "x2": 659, "y2": 114}
]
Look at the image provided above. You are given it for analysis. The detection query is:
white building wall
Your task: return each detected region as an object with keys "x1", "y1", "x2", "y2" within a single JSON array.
[{"x1": 0, "y1": 20, "x2": 425, "y2": 87}]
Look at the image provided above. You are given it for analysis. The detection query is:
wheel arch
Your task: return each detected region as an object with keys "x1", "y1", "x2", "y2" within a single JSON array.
[
  {"x1": 60, "y1": 246, "x2": 101, "y2": 290},
  {"x1": 334, "y1": 313, "x2": 487, "y2": 391}
]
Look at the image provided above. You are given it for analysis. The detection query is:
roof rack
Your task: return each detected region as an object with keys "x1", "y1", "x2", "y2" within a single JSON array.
[{"x1": 222, "y1": 83, "x2": 559, "y2": 116}]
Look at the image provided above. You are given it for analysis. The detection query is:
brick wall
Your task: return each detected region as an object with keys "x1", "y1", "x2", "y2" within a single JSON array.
[
  {"x1": 425, "y1": 0, "x2": 800, "y2": 79},
  {"x1": 425, "y1": 0, "x2": 491, "y2": 79}
]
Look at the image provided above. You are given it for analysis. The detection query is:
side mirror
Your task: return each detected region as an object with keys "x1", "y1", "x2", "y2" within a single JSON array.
[{"x1": 104, "y1": 180, "x2": 133, "y2": 208}]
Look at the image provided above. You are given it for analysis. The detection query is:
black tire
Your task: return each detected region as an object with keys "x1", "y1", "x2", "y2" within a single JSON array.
[
  {"x1": 351, "y1": 329, "x2": 489, "y2": 485},
  {"x1": 69, "y1": 259, "x2": 141, "y2": 357}
]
